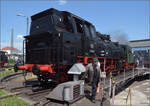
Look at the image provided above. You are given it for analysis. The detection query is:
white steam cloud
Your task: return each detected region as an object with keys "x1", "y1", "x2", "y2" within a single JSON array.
[{"x1": 108, "y1": 30, "x2": 129, "y2": 44}]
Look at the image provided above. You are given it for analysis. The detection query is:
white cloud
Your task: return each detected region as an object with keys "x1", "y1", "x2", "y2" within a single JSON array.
[
  {"x1": 17, "y1": 35, "x2": 24, "y2": 39},
  {"x1": 58, "y1": 0, "x2": 67, "y2": 5}
]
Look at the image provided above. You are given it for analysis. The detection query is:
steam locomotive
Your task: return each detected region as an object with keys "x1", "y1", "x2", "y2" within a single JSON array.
[
  {"x1": 0, "y1": 51, "x2": 8, "y2": 67},
  {"x1": 17, "y1": 8, "x2": 136, "y2": 83}
]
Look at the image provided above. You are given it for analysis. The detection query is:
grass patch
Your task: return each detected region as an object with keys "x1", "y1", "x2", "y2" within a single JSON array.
[
  {"x1": 0, "y1": 95, "x2": 29, "y2": 106},
  {"x1": 0, "y1": 69, "x2": 15, "y2": 78},
  {"x1": 0, "y1": 90, "x2": 7, "y2": 96},
  {"x1": 0, "y1": 90, "x2": 29, "y2": 106}
]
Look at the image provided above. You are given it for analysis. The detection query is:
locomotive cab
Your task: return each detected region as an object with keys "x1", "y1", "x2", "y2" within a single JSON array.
[
  {"x1": 26, "y1": 8, "x2": 98, "y2": 65},
  {"x1": 30, "y1": 8, "x2": 74, "y2": 35}
]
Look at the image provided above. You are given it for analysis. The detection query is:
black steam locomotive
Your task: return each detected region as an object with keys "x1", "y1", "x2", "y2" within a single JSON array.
[
  {"x1": 18, "y1": 8, "x2": 135, "y2": 83},
  {"x1": 0, "y1": 51, "x2": 8, "y2": 67}
]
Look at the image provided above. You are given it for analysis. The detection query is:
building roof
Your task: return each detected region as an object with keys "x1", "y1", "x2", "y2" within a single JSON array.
[
  {"x1": 130, "y1": 39, "x2": 150, "y2": 42},
  {"x1": 129, "y1": 39, "x2": 150, "y2": 48},
  {"x1": 2, "y1": 46, "x2": 21, "y2": 53}
]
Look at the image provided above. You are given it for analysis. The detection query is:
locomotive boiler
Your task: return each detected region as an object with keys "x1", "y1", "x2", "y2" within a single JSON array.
[{"x1": 16, "y1": 8, "x2": 136, "y2": 84}]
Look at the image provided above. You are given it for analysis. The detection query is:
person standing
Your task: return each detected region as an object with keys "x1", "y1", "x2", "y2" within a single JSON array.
[
  {"x1": 82, "y1": 57, "x2": 101, "y2": 103},
  {"x1": 14, "y1": 57, "x2": 23, "y2": 72}
]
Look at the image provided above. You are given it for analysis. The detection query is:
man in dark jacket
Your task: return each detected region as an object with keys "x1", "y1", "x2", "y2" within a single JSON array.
[
  {"x1": 14, "y1": 57, "x2": 23, "y2": 72},
  {"x1": 82, "y1": 57, "x2": 101, "y2": 103}
]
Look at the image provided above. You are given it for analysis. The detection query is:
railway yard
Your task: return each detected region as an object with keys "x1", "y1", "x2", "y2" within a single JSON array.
[
  {"x1": 0, "y1": 67, "x2": 149, "y2": 106},
  {"x1": 0, "y1": 3, "x2": 150, "y2": 106}
]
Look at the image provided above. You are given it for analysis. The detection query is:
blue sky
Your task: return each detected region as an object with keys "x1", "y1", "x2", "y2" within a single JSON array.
[{"x1": 0, "y1": 0, "x2": 149, "y2": 50}]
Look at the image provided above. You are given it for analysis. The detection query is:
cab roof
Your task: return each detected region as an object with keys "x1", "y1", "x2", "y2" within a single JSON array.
[{"x1": 31, "y1": 8, "x2": 94, "y2": 26}]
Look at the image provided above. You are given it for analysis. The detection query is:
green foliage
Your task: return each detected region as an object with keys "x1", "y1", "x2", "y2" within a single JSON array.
[
  {"x1": 0, "y1": 95, "x2": 29, "y2": 106},
  {"x1": 0, "y1": 90, "x2": 7, "y2": 96},
  {"x1": 8, "y1": 58, "x2": 15, "y2": 66},
  {"x1": 0, "y1": 69, "x2": 15, "y2": 78},
  {"x1": 0, "y1": 90, "x2": 29, "y2": 106}
]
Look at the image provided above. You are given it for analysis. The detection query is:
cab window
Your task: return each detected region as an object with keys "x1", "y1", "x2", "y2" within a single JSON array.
[
  {"x1": 90, "y1": 26, "x2": 96, "y2": 38},
  {"x1": 84, "y1": 24, "x2": 90, "y2": 37},
  {"x1": 53, "y1": 14, "x2": 65, "y2": 28},
  {"x1": 54, "y1": 14, "x2": 73, "y2": 33},
  {"x1": 74, "y1": 17, "x2": 83, "y2": 34},
  {"x1": 63, "y1": 15, "x2": 73, "y2": 33}
]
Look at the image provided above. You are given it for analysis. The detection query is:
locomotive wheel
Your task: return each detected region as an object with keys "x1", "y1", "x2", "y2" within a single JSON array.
[{"x1": 38, "y1": 75, "x2": 49, "y2": 87}]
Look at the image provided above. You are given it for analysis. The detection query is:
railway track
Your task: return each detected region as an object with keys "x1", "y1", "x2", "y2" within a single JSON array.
[
  {"x1": 19, "y1": 86, "x2": 55, "y2": 106},
  {"x1": 0, "y1": 81, "x2": 53, "y2": 106},
  {"x1": 0, "y1": 69, "x2": 55, "y2": 104},
  {"x1": 38, "y1": 99, "x2": 51, "y2": 106},
  {"x1": 0, "y1": 74, "x2": 56, "y2": 106},
  {"x1": 0, "y1": 65, "x2": 13, "y2": 71},
  {"x1": 0, "y1": 72, "x2": 24, "y2": 82},
  {"x1": 27, "y1": 89, "x2": 52, "y2": 101},
  {"x1": 0, "y1": 68, "x2": 149, "y2": 106}
]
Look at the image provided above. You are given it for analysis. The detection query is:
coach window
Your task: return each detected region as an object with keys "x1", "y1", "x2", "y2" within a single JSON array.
[{"x1": 74, "y1": 17, "x2": 83, "y2": 34}]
